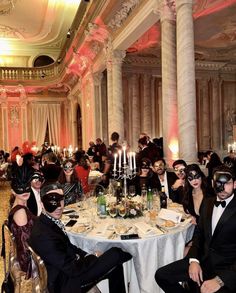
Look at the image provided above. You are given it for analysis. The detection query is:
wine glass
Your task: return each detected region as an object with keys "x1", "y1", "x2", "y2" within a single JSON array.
[
  {"x1": 129, "y1": 185, "x2": 136, "y2": 197},
  {"x1": 109, "y1": 203, "x2": 117, "y2": 218},
  {"x1": 118, "y1": 203, "x2": 126, "y2": 218}
]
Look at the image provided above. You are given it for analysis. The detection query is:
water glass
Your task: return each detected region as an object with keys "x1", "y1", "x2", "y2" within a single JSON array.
[{"x1": 129, "y1": 185, "x2": 136, "y2": 197}]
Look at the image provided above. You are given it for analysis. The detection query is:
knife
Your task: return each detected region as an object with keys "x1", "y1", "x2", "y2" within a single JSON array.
[{"x1": 156, "y1": 224, "x2": 167, "y2": 233}]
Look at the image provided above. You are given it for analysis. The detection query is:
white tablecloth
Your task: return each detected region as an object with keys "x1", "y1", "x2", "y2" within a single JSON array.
[{"x1": 68, "y1": 218, "x2": 194, "y2": 293}]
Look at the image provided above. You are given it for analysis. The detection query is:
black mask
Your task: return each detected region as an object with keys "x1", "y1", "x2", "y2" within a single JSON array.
[
  {"x1": 42, "y1": 192, "x2": 64, "y2": 213},
  {"x1": 213, "y1": 171, "x2": 232, "y2": 193},
  {"x1": 11, "y1": 165, "x2": 33, "y2": 194},
  {"x1": 187, "y1": 171, "x2": 201, "y2": 181}
]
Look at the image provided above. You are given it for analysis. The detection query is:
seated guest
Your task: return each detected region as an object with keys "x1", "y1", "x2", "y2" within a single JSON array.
[
  {"x1": 28, "y1": 170, "x2": 45, "y2": 216},
  {"x1": 182, "y1": 164, "x2": 215, "y2": 225},
  {"x1": 74, "y1": 152, "x2": 91, "y2": 194},
  {"x1": 155, "y1": 165, "x2": 236, "y2": 293},
  {"x1": 8, "y1": 166, "x2": 36, "y2": 278},
  {"x1": 29, "y1": 183, "x2": 132, "y2": 293},
  {"x1": 152, "y1": 158, "x2": 177, "y2": 201},
  {"x1": 131, "y1": 158, "x2": 160, "y2": 195},
  {"x1": 41, "y1": 151, "x2": 62, "y2": 184},
  {"x1": 171, "y1": 159, "x2": 187, "y2": 204},
  {"x1": 136, "y1": 136, "x2": 160, "y2": 167},
  {"x1": 58, "y1": 159, "x2": 83, "y2": 205}
]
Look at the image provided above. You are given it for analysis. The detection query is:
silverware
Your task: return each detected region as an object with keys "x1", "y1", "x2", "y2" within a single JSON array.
[{"x1": 155, "y1": 224, "x2": 167, "y2": 233}]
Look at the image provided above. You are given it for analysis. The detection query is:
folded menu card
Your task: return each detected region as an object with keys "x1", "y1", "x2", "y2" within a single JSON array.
[
  {"x1": 158, "y1": 209, "x2": 182, "y2": 224},
  {"x1": 134, "y1": 222, "x2": 163, "y2": 237}
]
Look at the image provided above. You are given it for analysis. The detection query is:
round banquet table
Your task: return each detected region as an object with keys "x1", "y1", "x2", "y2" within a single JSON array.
[{"x1": 66, "y1": 211, "x2": 194, "y2": 293}]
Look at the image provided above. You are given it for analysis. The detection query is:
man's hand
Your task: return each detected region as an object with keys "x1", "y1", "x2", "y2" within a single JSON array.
[
  {"x1": 200, "y1": 279, "x2": 221, "y2": 293},
  {"x1": 189, "y1": 261, "x2": 203, "y2": 286}
]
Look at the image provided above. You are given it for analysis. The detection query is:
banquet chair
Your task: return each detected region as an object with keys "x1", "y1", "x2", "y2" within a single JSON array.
[
  {"x1": 27, "y1": 245, "x2": 48, "y2": 293},
  {"x1": 2, "y1": 222, "x2": 27, "y2": 293}
]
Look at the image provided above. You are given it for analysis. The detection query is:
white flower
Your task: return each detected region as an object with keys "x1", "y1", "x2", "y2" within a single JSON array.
[{"x1": 130, "y1": 209, "x2": 137, "y2": 216}]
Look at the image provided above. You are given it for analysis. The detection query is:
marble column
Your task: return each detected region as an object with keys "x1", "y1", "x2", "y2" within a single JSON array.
[
  {"x1": 0, "y1": 88, "x2": 8, "y2": 151},
  {"x1": 200, "y1": 79, "x2": 210, "y2": 150},
  {"x1": 158, "y1": 80, "x2": 163, "y2": 137},
  {"x1": 19, "y1": 86, "x2": 28, "y2": 143},
  {"x1": 161, "y1": 1, "x2": 178, "y2": 165},
  {"x1": 211, "y1": 78, "x2": 221, "y2": 151},
  {"x1": 176, "y1": 0, "x2": 197, "y2": 163},
  {"x1": 142, "y1": 74, "x2": 152, "y2": 135},
  {"x1": 93, "y1": 72, "x2": 104, "y2": 140},
  {"x1": 111, "y1": 50, "x2": 126, "y2": 142},
  {"x1": 131, "y1": 73, "x2": 140, "y2": 149},
  {"x1": 106, "y1": 60, "x2": 113, "y2": 141}
]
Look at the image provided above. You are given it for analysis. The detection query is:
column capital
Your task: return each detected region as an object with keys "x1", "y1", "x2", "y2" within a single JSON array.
[
  {"x1": 160, "y1": 0, "x2": 176, "y2": 22},
  {"x1": 93, "y1": 72, "x2": 103, "y2": 86}
]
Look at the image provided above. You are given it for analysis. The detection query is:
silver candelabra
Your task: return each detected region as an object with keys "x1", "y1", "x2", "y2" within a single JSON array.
[{"x1": 112, "y1": 147, "x2": 137, "y2": 197}]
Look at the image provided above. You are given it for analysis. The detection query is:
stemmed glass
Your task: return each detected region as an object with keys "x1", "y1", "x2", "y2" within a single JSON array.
[
  {"x1": 129, "y1": 185, "x2": 136, "y2": 197},
  {"x1": 118, "y1": 203, "x2": 127, "y2": 218},
  {"x1": 109, "y1": 203, "x2": 118, "y2": 218}
]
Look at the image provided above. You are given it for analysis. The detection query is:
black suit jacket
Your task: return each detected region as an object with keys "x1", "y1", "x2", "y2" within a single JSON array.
[
  {"x1": 29, "y1": 214, "x2": 97, "y2": 293},
  {"x1": 154, "y1": 171, "x2": 178, "y2": 202},
  {"x1": 188, "y1": 194, "x2": 236, "y2": 291},
  {"x1": 27, "y1": 189, "x2": 38, "y2": 216}
]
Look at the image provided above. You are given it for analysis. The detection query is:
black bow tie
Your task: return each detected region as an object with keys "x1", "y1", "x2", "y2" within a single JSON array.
[{"x1": 214, "y1": 200, "x2": 226, "y2": 208}]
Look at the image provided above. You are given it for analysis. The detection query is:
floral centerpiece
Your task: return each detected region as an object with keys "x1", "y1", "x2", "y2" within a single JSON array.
[{"x1": 107, "y1": 199, "x2": 144, "y2": 218}]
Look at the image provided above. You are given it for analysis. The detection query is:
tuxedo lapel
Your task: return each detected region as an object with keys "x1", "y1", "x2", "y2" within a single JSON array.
[
  {"x1": 205, "y1": 197, "x2": 214, "y2": 239},
  {"x1": 211, "y1": 195, "x2": 236, "y2": 241}
]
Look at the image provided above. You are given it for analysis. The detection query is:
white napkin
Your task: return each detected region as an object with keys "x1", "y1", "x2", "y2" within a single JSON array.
[
  {"x1": 134, "y1": 222, "x2": 160, "y2": 237},
  {"x1": 89, "y1": 223, "x2": 111, "y2": 238},
  {"x1": 158, "y1": 209, "x2": 182, "y2": 224}
]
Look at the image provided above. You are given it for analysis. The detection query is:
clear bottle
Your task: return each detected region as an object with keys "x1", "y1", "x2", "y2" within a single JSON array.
[
  {"x1": 160, "y1": 186, "x2": 167, "y2": 209},
  {"x1": 97, "y1": 191, "x2": 102, "y2": 215},
  {"x1": 99, "y1": 193, "x2": 107, "y2": 218},
  {"x1": 147, "y1": 187, "x2": 153, "y2": 210}
]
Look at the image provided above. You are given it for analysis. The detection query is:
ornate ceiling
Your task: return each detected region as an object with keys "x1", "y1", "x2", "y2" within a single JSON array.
[{"x1": 0, "y1": 0, "x2": 236, "y2": 96}]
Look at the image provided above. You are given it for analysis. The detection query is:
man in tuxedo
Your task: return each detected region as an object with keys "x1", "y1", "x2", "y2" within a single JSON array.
[
  {"x1": 28, "y1": 171, "x2": 44, "y2": 216},
  {"x1": 155, "y1": 165, "x2": 236, "y2": 293},
  {"x1": 29, "y1": 183, "x2": 132, "y2": 293}
]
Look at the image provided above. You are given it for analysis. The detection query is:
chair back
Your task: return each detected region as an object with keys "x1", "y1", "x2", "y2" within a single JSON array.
[
  {"x1": 2, "y1": 221, "x2": 26, "y2": 293},
  {"x1": 27, "y1": 245, "x2": 48, "y2": 293}
]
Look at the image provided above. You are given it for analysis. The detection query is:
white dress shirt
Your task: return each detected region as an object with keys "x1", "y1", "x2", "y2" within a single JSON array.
[
  {"x1": 159, "y1": 171, "x2": 169, "y2": 198},
  {"x1": 211, "y1": 194, "x2": 234, "y2": 235},
  {"x1": 31, "y1": 187, "x2": 43, "y2": 216}
]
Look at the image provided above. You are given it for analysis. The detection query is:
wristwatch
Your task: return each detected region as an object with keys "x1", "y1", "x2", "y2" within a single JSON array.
[{"x1": 215, "y1": 276, "x2": 224, "y2": 287}]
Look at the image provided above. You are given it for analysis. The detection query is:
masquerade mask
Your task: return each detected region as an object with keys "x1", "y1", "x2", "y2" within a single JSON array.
[
  {"x1": 11, "y1": 166, "x2": 33, "y2": 194},
  {"x1": 63, "y1": 162, "x2": 73, "y2": 171},
  {"x1": 141, "y1": 165, "x2": 149, "y2": 170},
  {"x1": 187, "y1": 171, "x2": 201, "y2": 181},
  {"x1": 42, "y1": 192, "x2": 64, "y2": 213},
  {"x1": 31, "y1": 173, "x2": 44, "y2": 183},
  {"x1": 12, "y1": 183, "x2": 31, "y2": 195},
  {"x1": 213, "y1": 171, "x2": 233, "y2": 193},
  {"x1": 174, "y1": 167, "x2": 185, "y2": 175}
]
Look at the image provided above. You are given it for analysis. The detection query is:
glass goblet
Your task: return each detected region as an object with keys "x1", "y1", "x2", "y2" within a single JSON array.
[
  {"x1": 109, "y1": 203, "x2": 117, "y2": 218},
  {"x1": 118, "y1": 204, "x2": 127, "y2": 218}
]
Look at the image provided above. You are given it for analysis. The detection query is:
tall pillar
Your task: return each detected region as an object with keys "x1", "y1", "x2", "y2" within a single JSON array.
[
  {"x1": 93, "y1": 72, "x2": 104, "y2": 139},
  {"x1": 142, "y1": 74, "x2": 152, "y2": 135},
  {"x1": 211, "y1": 78, "x2": 221, "y2": 151},
  {"x1": 200, "y1": 79, "x2": 210, "y2": 150},
  {"x1": 0, "y1": 87, "x2": 8, "y2": 151},
  {"x1": 112, "y1": 50, "x2": 126, "y2": 142},
  {"x1": 19, "y1": 86, "x2": 28, "y2": 142},
  {"x1": 131, "y1": 73, "x2": 140, "y2": 149},
  {"x1": 106, "y1": 59, "x2": 113, "y2": 141},
  {"x1": 176, "y1": 0, "x2": 197, "y2": 163},
  {"x1": 161, "y1": 0, "x2": 178, "y2": 165}
]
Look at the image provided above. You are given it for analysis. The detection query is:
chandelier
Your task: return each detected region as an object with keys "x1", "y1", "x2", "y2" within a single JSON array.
[{"x1": 0, "y1": 0, "x2": 17, "y2": 15}]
